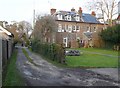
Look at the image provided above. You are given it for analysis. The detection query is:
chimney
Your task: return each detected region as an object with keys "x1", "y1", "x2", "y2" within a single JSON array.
[
  {"x1": 71, "y1": 8, "x2": 75, "y2": 12},
  {"x1": 78, "y1": 7, "x2": 82, "y2": 17},
  {"x1": 91, "y1": 11, "x2": 96, "y2": 16},
  {"x1": 50, "y1": 8, "x2": 56, "y2": 15}
]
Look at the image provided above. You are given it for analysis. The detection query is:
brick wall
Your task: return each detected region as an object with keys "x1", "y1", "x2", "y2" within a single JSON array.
[{"x1": 55, "y1": 20, "x2": 106, "y2": 48}]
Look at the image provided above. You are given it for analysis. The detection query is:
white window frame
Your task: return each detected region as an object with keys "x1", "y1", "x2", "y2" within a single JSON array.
[
  {"x1": 58, "y1": 24, "x2": 62, "y2": 32},
  {"x1": 72, "y1": 25, "x2": 76, "y2": 32},
  {"x1": 76, "y1": 26, "x2": 80, "y2": 32},
  {"x1": 68, "y1": 25, "x2": 72, "y2": 32}
]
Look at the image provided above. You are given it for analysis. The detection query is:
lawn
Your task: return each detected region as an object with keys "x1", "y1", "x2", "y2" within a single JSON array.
[
  {"x1": 3, "y1": 49, "x2": 25, "y2": 86},
  {"x1": 66, "y1": 48, "x2": 118, "y2": 68},
  {"x1": 68, "y1": 48, "x2": 118, "y2": 56}
]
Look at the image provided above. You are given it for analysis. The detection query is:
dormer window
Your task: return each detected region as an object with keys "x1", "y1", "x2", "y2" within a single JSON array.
[
  {"x1": 75, "y1": 15, "x2": 80, "y2": 21},
  {"x1": 57, "y1": 14, "x2": 63, "y2": 20},
  {"x1": 67, "y1": 15, "x2": 71, "y2": 21}
]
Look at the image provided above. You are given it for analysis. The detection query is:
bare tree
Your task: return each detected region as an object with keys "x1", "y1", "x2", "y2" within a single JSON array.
[
  {"x1": 32, "y1": 15, "x2": 57, "y2": 43},
  {"x1": 87, "y1": 0, "x2": 118, "y2": 26},
  {"x1": 18, "y1": 21, "x2": 32, "y2": 38}
]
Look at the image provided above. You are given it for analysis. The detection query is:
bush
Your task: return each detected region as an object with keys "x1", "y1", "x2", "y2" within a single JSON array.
[
  {"x1": 99, "y1": 24, "x2": 120, "y2": 49},
  {"x1": 31, "y1": 40, "x2": 65, "y2": 64}
]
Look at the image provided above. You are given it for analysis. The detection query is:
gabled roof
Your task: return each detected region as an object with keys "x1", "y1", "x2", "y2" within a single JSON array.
[
  {"x1": 0, "y1": 26, "x2": 12, "y2": 36},
  {"x1": 0, "y1": 26, "x2": 13, "y2": 40}
]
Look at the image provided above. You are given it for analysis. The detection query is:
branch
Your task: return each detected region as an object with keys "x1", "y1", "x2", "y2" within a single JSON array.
[{"x1": 112, "y1": 12, "x2": 118, "y2": 16}]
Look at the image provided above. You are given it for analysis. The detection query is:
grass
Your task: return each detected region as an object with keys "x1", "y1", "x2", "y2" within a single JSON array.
[
  {"x1": 3, "y1": 49, "x2": 25, "y2": 86},
  {"x1": 29, "y1": 47, "x2": 119, "y2": 68},
  {"x1": 68, "y1": 47, "x2": 118, "y2": 56},
  {"x1": 66, "y1": 48, "x2": 118, "y2": 68},
  {"x1": 22, "y1": 48, "x2": 38, "y2": 66}
]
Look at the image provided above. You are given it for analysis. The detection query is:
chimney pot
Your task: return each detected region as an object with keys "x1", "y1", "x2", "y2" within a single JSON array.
[
  {"x1": 71, "y1": 8, "x2": 75, "y2": 12},
  {"x1": 78, "y1": 7, "x2": 82, "y2": 17},
  {"x1": 91, "y1": 11, "x2": 96, "y2": 16}
]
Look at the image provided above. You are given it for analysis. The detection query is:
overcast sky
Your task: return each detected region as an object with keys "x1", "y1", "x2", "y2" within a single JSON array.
[
  {"x1": 0, "y1": 0, "x2": 90, "y2": 24},
  {"x1": 0, "y1": 0, "x2": 119, "y2": 24}
]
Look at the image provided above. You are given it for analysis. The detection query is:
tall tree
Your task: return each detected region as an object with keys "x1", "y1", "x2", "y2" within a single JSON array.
[
  {"x1": 33, "y1": 15, "x2": 57, "y2": 43},
  {"x1": 87, "y1": 0, "x2": 118, "y2": 26}
]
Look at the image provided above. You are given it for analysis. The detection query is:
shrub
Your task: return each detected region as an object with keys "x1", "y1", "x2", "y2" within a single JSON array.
[{"x1": 31, "y1": 40, "x2": 65, "y2": 64}]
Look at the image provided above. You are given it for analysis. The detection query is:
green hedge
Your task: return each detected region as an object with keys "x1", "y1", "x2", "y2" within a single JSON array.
[{"x1": 31, "y1": 40, "x2": 65, "y2": 64}]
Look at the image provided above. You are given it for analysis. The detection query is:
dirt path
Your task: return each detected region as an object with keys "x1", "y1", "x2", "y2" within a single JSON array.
[{"x1": 16, "y1": 46, "x2": 119, "y2": 86}]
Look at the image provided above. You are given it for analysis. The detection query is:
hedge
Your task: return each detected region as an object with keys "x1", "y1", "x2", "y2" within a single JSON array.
[{"x1": 31, "y1": 40, "x2": 65, "y2": 64}]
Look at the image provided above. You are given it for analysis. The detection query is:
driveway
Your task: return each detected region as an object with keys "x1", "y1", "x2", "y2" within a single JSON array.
[{"x1": 16, "y1": 46, "x2": 119, "y2": 86}]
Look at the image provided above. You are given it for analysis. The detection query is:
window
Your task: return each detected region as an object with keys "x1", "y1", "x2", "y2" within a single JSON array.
[
  {"x1": 58, "y1": 24, "x2": 62, "y2": 32},
  {"x1": 62, "y1": 24, "x2": 65, "y2": 30},
  {"x1": 67, "y1": 15, "x2": 71, "y2": 21},
  {"x1": 94, "y1": 27, "x2": 96, "y2": 32},
  {"x1": 63, "y1": 37, "x2": 67, "y2": 43},
  {"x1": 68, "y1": 25, "x2": 72, "y2": 32},
  {"x1": 59, "y1": 24, "x2": 62, "y2": 30},
  {"x1": 76, "y1": 26, "x2": 80, "y2": 31},
  {"x1": 65, "y1": 24, "x2": 68, "y2": 32},
  {"x1": 66, "y1": 25, "x2": 68, "y2": 29},
  {"x1": 72, "y1": 25, "x2": 76, "y2": 31},
  {"x1": 87, "y1": 27, "x2": 90, "y2": 32},
  {"x1": 76, "y1": 15, "x2": 80, "y2": 21},
  {"x1": 62, "y1": 16, "x2": 65, "y2": 20}
]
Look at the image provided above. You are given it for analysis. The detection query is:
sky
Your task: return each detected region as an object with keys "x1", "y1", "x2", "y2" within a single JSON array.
[
  {"x1": 0, "y1": 0, "x2": 90, "y2": 24},
  {"x1": 0, "y1": 0, "x2": 119, "y2": 25}
]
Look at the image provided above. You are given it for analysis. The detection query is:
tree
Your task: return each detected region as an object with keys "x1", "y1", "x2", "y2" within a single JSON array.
[
  {"x1": 99, "y1": 24, "x2": 120, "y2": 46},
  {"x1": 87, "y1": 0, "x2": 118, "y2": 26},
  {"x1": 7, "y1": 23, "x2": 20, "y2": 43},
  {"x1": 17, "y1": 21, "x2": 32, "y2": 46},
  {"x1": 18, "y1": 21, "x2": 32, "y2": 38},
  {"x1": 32, "y1": 15, "x2": 57, "y2": 43}
]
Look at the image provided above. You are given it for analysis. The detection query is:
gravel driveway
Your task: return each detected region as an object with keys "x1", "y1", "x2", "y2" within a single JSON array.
[{"x1": 16, "y1": 47, "x2": 119, "y2": 86}]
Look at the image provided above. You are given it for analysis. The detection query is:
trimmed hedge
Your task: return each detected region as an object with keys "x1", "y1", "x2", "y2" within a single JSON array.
[{"x1": 31, "y1": 40, "x2": 65, "y2": 64}]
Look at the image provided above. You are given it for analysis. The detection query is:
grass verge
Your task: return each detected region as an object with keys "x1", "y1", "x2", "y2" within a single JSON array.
[
  {"x1": 22, "y1": 48, "x2": 38, "y2": 66},
  {"x1": 3, "y1": 49, "x2": 25, "y2": 86}
]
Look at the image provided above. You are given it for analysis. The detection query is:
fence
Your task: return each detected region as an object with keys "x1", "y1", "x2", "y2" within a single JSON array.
[{"x1": 2, "y1": 39, "x2": 13, "y2": 69}]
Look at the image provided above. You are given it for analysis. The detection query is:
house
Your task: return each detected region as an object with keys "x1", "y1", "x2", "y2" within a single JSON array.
[
  {"x1": 0, "y1": 25, "x2": 14, "y2": 69},
  {"x1": 50, "y1": 7, "x2": 106, "y2": 48}
]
